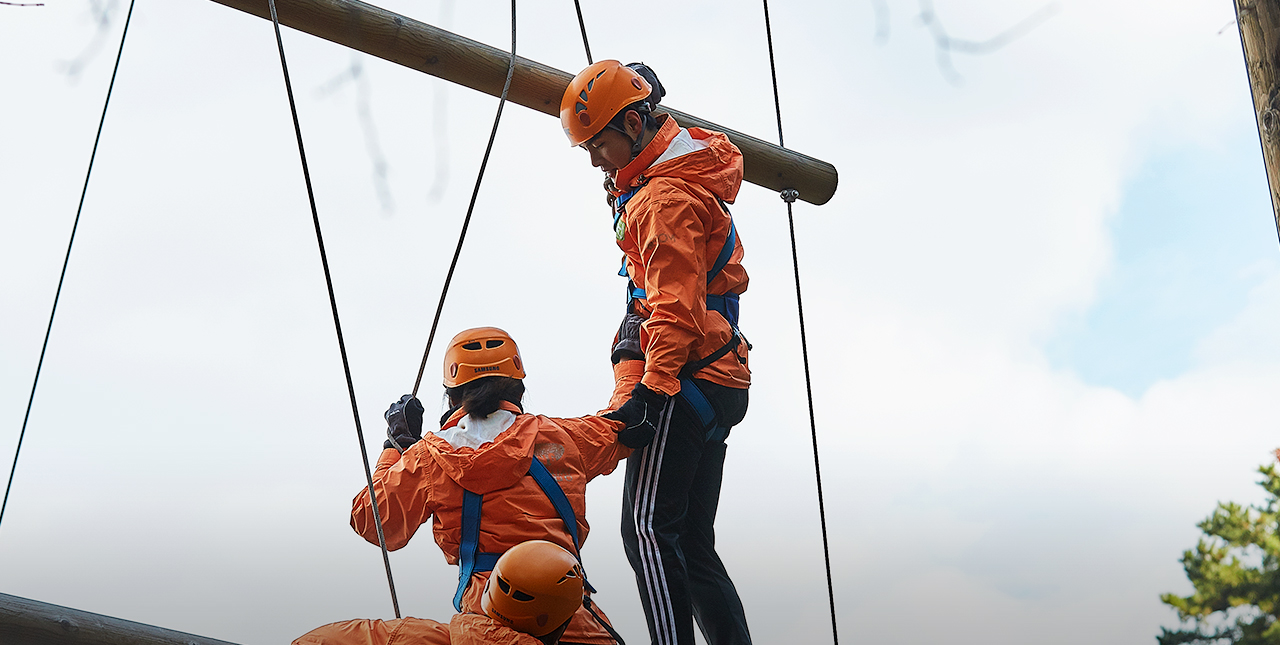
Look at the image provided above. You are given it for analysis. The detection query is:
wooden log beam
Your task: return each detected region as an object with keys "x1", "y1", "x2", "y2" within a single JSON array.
[
  {"x1": 1236, "y1": 0, "x2": 1280, "y2": 244},
  {"x1": 0, "y1": 592, "x2": 242, "y2": 645},
  {"x1": 209, "y1": 0, "x2": 839, "y2": 206}
]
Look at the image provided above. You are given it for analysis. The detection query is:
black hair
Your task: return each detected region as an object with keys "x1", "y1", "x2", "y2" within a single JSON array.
[
  {"x1": 606, "y1": 103, "x2": 659, "y2": 136},
  {"x1": 443, "y1": 376, "x2": 525, "y2": 422}
]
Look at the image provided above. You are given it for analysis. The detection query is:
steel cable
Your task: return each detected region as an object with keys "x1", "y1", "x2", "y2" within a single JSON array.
[
  {"x1": 265, "y1": 0, "x2": 401, "y2": 617},
  {"x1": 762, "y1": 1, "x2": 840, "y2": 642},
  {"x1": 1, "y1": 0, "x2": 138, "y2": 533},
  {"x1": 572, "y1": 0, "x2": 592, "y2": 64},
  {"x1": 410, "y1": 0, "x2": 518, "y2": 397}
]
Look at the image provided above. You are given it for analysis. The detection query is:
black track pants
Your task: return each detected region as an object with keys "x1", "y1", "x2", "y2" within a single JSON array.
[{"x1": 621, "y1": 380, "x2": 751, "y2": 645}]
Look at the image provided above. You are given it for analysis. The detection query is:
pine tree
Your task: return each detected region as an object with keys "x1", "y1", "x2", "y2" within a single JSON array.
[{"x1": 1160, "y1": 460, "x2": 1280, "y2": 644}]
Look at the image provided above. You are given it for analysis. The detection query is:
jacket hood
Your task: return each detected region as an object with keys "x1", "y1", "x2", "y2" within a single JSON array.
[
  {"x1": 616, "y1": 114, "x2": 744, "y2": 204},
  {"x1": 450, "y1": 612, "x2": 543, "y2": 645},
  {"x1": 422, "y1": 403, "x2": 533, "y2": 495}
]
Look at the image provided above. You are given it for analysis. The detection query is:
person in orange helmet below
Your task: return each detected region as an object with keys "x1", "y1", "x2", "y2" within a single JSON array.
[
  {"x1": 561, "y1": 61, "x2": 752, "y2": 645},
  {"x1": 346, "y1": 327, "x2": 649, "y2": 645},
  {"x1": 293, "y1": 540, "x2": 587, "y2": 645}
]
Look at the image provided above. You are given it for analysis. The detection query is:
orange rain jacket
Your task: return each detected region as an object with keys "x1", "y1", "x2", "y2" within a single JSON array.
[
  {"x1": 293, "y1": 613, "x2": 541, "y2": 645},
  {"x1": 610, "y1": 114, "x2": 751, "y2": 396},
  {"x1": 349, "y1": 361, "x2": 642, "y2": 645}
]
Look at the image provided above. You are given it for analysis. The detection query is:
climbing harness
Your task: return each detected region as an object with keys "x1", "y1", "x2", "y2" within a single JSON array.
[
  {"x1": 453, "y1": 457, "x2": 585, "y2": 610},
  {"x1": 448, "y1": 413, "x2": 626, "y2": 643},
  {"x1": 264, "y1": 0, "x2": 401, "y2": 617},
  {"x1": 410, "y1": 0, "x2": 518, "y2": 398},
  {"x1": 1, "y1": 0, "x2": 138, "y2": 532},
  {"x1": 612, "y1": 182, "x2": 748, "y2": 443},
  {"x1": 762, "y1": 0, "x2": 839, "y2": 641}
]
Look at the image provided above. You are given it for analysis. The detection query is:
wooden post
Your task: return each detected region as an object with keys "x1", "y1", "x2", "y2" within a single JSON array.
[
  {"x1": 0, "y1": 592, "x2": 242, "y2": 645},
  {"x1": 1236, "y1": 0, "x2": 1280, "y2": 244},
  {"x1": 208, "y1": 0, "x2": 839, "y2": 206}
]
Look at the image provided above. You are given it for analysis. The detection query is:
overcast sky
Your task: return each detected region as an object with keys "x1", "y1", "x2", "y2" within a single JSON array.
[{"x1": 3, "y1": 0, "x2": 1278, "y2": 643}]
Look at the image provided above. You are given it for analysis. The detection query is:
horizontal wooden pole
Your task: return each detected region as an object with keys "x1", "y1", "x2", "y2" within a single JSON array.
[
  {"x1": 209, "y1": 0, "x2": 839, "y2": 205},
  {"x1": 0, "y1": 592, "x2": 241, "y2": 645}
]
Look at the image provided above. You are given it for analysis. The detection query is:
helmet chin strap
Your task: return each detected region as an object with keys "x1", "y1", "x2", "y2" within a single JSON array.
[
  {"x1": 605, "y1": 106, "x2": 651, "y2": 162},
  {"x1": 628, "y1": 115, "x2": 647, "y2": 160}
]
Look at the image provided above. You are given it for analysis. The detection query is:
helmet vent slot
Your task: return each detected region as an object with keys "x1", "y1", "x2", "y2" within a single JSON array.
[
  {"x1": 486, "y1": 339, "x2": 505, "y2": 349},
  {"x1": 497, "y1": 576, "x2": 511, "y2": 593},
  {"x1": 512, "y1": 589, "x2": 536, "y2": 602},
  {"x1": 462, "y1": 341, "x2": 483, "y2": 350}
]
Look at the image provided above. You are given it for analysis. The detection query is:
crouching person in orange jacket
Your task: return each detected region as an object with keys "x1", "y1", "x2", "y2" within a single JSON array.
[
  {"x1": 349, "y1": 327, "x2": 649, "y2": 645},
  {"x1": 294, "y1": 541, "x2": 586, "y2": 645}
]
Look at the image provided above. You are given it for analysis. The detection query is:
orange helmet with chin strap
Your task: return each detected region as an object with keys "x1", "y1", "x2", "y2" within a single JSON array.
[
  {"x1": 481, "y1": 540, "x2": 585, "y2": 637},
  {"x1": 442, "y1": 327, "x2": 526, "y2": 388},
  {"x1": 561, "y1": 60, "x2": 653, "y2": 147}
]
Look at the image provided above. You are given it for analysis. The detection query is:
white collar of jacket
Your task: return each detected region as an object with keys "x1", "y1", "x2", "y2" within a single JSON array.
[
  {"x1": 652, "y1": 127, "x2": 709, "y2": 167},
  {"x1": 433, "y1": 409, "x2": 517, "y2": 450}
]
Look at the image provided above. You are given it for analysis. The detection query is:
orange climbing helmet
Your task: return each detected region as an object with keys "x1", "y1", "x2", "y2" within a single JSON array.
[
  {"x1": 442, "y1": 327, "x2": 526, "y2": 388},
  {"x1": 481, "y1": 540, "x2": 585, "y2": 637},
  {"x1": 561, "y1": 60, "x2": 654, "y2": 147}
]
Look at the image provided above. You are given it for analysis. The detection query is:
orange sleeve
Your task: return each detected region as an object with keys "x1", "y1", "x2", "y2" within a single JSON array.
[
  {"x1": 634, "y1": 194, "x2": 709, "y2": 396},
  {"x1": 350, "y1": 446, "x2": 438, "y2": 551},
  {"x1": 600, "y1": 359, "x2": 645, "y2": 413},
  {"x1": 561, "y1": 414, "x2": 631, "y2": 480},
  {"x1": 293, "y1": 617, "x2": 450, "y2": 645},
  {"x1": 558, "y1": 362, "x2": 642, "y2": 478}
]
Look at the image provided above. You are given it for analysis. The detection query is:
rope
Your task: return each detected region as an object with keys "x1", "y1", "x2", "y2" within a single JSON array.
[
  {"x1": 410, "y1": 0, "x2": 518, "y2": 397},
  {"x1": 0, "y1": 0, "x2": 137, "y2": 533},
  {"x1": 762, "y1": 1, "x2": 839, "y2": 642},
  {"x1": 572, "y1": 0, "x2": 593, "y2": 64},
  {"x1": 265, "y1": 0, "x2": 401, "y2": 618}
]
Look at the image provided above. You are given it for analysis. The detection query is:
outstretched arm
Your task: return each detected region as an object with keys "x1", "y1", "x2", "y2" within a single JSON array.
[{"x1": 350, "y1": 445, "x2": 438, "y2": 551}]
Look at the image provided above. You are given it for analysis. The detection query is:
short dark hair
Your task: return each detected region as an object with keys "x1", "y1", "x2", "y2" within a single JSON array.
[
  {"x1": 444, "y1": 376, "x2": 525, "y2": 420},
  {"x1": 606, "y1": 101, "x2": 659, "y2": 135}
]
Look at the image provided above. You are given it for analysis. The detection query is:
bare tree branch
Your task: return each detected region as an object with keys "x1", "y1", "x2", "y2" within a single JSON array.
[
  {"x1": 869, "y1": 0, "x2": 890, "y2": 45},
  {"x1": 1, "y1": 3, "x2": 46, "y2": 7},
  {"x1": 317, "y1": 54, "x2": 394, "y2": 214},
  {"x1": 426, "y1": 0, "x2": 454, "y2": 204},
  {"x1": 59, "y1": 0, "x2": 118, "y2": 80},
  {"x1": 917, "y1": 0, "x2": 1060, "y2": 85}
]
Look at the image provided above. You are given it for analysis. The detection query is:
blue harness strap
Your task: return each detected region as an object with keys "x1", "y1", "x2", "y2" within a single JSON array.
[
  {"x1": 454, "y1": 490, "x2": 498, "y2": 610},
  {"x1": 528, "y1": 457, "x2": 580, "y2": 551},
  {"x1": 615, "y1": 186, "x2": 741, "y2": 444},
  {"x1": 453, "y1": 456, "x2": 592, "y2": 609}
]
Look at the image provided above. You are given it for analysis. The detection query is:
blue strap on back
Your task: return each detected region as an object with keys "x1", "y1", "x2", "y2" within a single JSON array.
[
  {"x1": 528, "y1": 457, "x2": 580, "y2": 551},
  {"x1": 453, "y1": 456, "x2": 592, "y2": 609},
  {"x1": 454, "y1": 490, "x2": 493, "y2": 611}
]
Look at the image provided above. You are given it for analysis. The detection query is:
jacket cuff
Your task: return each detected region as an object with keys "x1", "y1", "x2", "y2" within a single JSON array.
[
  {"x1": 604, "y1": 360, "x2": 647, "y2": 413},
  {"x1": 642, "y1": 371, "x2": 681, "y2": 397},
  {"x1": 613, "y1": 359, "x2": 645, "y2": 382},
  {"x1": 377, "y1": 447, "x2": 402, "y2": 466}
]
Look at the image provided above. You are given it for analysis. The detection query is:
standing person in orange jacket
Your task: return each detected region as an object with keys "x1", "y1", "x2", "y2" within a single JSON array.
[
  {"x1": 560, "y1": 61, "x2": 753, "y2": 645},
  {"x1": 348, "y1": 327, "x2": 649, "y2": 645},
  {"x1": 294, "y1": 540, "x2": 586, "y2": 645}
]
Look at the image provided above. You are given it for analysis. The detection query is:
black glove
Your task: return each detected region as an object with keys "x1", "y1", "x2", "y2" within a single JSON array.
[
  {"x1": 611, "y1": 311, "x2": 646, "y2": 364},
  {"x1": 604, "y1": 383, "x2": 669, "y2": 449},
  {"x1": 384, "y1": 394, "x2": 425, "y2": 452}
]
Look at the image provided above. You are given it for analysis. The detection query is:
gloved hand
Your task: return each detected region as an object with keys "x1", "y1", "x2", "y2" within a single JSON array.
[
  {"x1": 383, "y1": 394, "x2": 425, "y2": 452},
  {"x1": 603, "y1": 383, "x2": 669, "y2": 449},
  {"x1": 611, "y1": 311, "x2": 646, "y2": 364}
]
